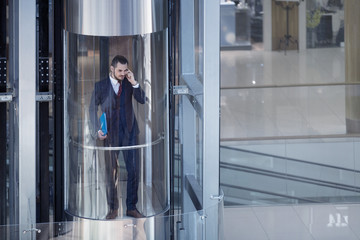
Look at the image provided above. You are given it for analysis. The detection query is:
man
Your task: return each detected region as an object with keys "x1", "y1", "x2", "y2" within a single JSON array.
[{"x1": 89, "y1": 55, "x2": 145, "y2": 219}]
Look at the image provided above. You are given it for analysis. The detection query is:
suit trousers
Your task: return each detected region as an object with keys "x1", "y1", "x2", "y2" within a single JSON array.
[{"x1": 104, "y1": 124, "x2": 139, "y2": 211}]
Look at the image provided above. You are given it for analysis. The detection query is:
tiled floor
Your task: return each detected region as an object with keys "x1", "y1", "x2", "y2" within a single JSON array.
[
  {"x1": 220, "y1": 48, "x2": 352, "y2": 140},
  {"x1": 221, "y1": 47, "x2": 360, "y2": 239},
  {"x1": 220, "y1": 48, "x2": 345, "y2": 88}
]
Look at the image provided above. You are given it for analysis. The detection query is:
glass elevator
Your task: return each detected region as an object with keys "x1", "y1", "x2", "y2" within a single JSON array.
[
  {"x1": 63, "y1": 0, "x2": 169, "y2": 220},
  {"x1": 0, "y1": 0, "x2": 222, "y2": 239}
]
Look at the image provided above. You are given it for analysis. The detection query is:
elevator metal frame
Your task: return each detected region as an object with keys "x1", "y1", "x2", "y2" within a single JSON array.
[{"x1": 4, "y1": 0, "x2": 221, "y2": 239}]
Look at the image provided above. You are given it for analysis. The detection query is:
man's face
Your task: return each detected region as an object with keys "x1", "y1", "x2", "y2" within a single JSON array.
[{"x1": 111, "y1": 62, "x2": 128, "y2": 82}]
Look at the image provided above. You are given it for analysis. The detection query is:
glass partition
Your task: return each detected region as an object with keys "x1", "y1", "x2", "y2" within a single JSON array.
[
  {"x1": 64, "y1": 30, "x2": 169, "y2": 220},
  {"x1": 219, "y1": 1, "x2": 360, "y2": 223},
  {"x1": 220, "y1": 137, "x2": 360, "y2": 206},
  {"x1": 220, "y1": 85, "x2": 355, "y2": 139},
  {"x1": 0, "y1": 200, "x2": 224, "y2": 240}
]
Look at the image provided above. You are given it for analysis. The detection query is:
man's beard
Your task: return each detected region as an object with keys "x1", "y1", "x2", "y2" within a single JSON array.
[
  {"x1": 116, "y1": 76, "x2": 124, "y2": 82},
  {"x1": 112, "y1": 72, "x2": 124, "y2": 82}
]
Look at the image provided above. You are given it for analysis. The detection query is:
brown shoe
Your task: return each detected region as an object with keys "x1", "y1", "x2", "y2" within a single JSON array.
[
  {"x1": 105, "y1": 209, "x2": 118, "y2": 220},
  {"x1": 126, "y1": 209, "x2": 145, "y2": 218}
]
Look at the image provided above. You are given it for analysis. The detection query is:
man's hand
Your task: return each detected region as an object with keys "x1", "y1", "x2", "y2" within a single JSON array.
[
  {"x1": 126, "y1": 70, "x2": 138, "y2": 86},
  {"x1": 97, "y1": 130, "x2": 107, "y2": 140}
]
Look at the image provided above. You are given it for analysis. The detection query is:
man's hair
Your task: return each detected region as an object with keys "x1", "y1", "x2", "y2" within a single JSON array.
[{"x1": 111, "y1": 55, "x2": 128, "y2": 67}]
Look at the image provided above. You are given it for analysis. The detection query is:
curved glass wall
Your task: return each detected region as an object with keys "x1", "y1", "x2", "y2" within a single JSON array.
[
  {"x1": 64, "y1": 30, "x2": 169, "y2": 219},
  {"x1": 0, "y1": 199, "x2": 224, "y2": 240}
]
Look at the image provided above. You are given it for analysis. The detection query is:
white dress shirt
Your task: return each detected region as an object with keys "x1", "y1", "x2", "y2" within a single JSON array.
[{"x1": 109, "y1": 74, "x2": 139, "y2": 95}]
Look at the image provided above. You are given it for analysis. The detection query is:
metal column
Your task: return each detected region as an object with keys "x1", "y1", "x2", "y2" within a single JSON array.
[
  {"x1": 202, "y1": 1, "x2": 220, "y2": 239},
  {"x1": 0, "y1": 0, "x2": 7, "y2": 234},
  {"x1": 38, "y1": 0, "x2": 50, "y2": 224},
  {"x1": 12, "y1": 0, "x2": 37, "y2": 238}
]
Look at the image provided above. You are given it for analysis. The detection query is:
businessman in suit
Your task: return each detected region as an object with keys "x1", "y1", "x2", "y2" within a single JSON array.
[{"x1": 89, "y1": 55, "x2": 145, "y2": 219}]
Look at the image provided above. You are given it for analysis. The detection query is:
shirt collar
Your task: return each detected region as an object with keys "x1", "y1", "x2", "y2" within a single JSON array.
[{"x1": 109, "y1": 74, "x2": 119, "y2": 86}]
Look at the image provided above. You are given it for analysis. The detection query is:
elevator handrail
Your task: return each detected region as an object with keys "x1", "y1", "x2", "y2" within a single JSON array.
[
  {"x1": 220, "y1": 145, "x2": 360, "y2": 173},
  {"x1": 220, "y1": 183, "x2": 321, "y2": 204},
  {"x1": 220, "y1": 145, "x2": 360, "y2": 205},
  {"x1": 221, "y1": 161, "x2": 360, "y2": 193},
  {"x1": 72, "y1": 135, "x2": 164, "y2": 151},
  {"x1": 220, "y1": 161, "x2": 360, "y2": 205}
]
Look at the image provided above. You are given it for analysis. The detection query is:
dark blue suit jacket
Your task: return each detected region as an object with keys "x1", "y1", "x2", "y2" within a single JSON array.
[{"x1": 89, "y1": 77, "x2": 145, "y2": 145}]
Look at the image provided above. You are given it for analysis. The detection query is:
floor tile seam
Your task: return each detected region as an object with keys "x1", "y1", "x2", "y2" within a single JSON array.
[
  {"x1": 291, "y1": 205, "x2": 317, "y2": 240},
  {"x1": 250, "y1": 206, "x2": 271, "y2": 240},
  {"x1": 220, "y1": 99, "x2": 281, "y2": 138},
  {"x1": 314, "y1": 85, "x2": 347, "y2": 125},
  {"x1": 255, "y1": 94, "x2": 287, "y2": 137},
  {"x1": 251, "y1": 205, "x2": 314, "y2": 240},
  {"x1": 274, "y1": 87, "x2": 313, "y2": 136},
  {"x1": 302, "y1": 91, "x2": 346, "y2": 131},
  {"x1": 220, "y1": 107, "x2": 245, "y2": 130}
]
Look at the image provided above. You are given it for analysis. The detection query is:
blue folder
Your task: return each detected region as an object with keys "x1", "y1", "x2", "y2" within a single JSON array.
[{"x1": 99, "y1": 112, "x2": 107, "y2": 135}]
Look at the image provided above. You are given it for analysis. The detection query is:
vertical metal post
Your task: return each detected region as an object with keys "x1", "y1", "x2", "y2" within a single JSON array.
[
  {"x1": 17, "y1": 0, "x2": 36, "y2": 238},
  {"x1": 179, "y1": 0, "x2": 220, "y2": 239},
  {"x1": 53, "y1": 0, "x2": 65, "y2": 228},
  {"x1": 345, "y1": 0, "x2": 360, "y2": 133},
  {"x1": 141, "y1": 148, "x2": 144, "y2": 213},
  {"x1": 298, "y1": 1, "x2": 306, "y2": 51},
  {"x1": 38, "y1": 0, "x2": 50, "y2": 224},
  {"x1": 96, "y1": 152, "x2": 99, "y2": 218},
  {"x1": 0, "y1": 0, "x2": 7, "y2": 231},
  {"x1": 202, "y1": 0, "x2": 220, "y2": 239},
  {"x1": 168, "y1": 1, "x2": 180, "y2": 238},
  {"x1": 263, "y1": 0, "x2": 272, "y2": 51},
  {"x1": 99, "y1": 37, "x2": 109, "y2": 80},
  {"x1": 8, "y1": 1, "x2": 19, "y2": 239}
]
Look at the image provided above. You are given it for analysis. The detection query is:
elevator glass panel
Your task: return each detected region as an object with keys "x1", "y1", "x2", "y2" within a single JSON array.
[{"x1": 64, "y1": 30, "x2": 169, "y2": 219}]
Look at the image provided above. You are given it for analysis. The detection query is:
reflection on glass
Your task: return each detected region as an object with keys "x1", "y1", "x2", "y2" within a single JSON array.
[
  {"x1": 196, "y1": 113, "x2": 203, "y2": 187},
  {"x1": 64, "y1": 30, "x2": 169, "y2": 220},
  {"x1": 306, "y1": 0, "x2": 344, "y2": 48},
  {"x1": 220, "y1": 144, "x2": 360, "y2": 206},
  {"x1": 195, "y1": 0, "x2": 204, "y2": 81},
  {"x1": 0, "y1": 198, "x2": 224, "y2": 240}
]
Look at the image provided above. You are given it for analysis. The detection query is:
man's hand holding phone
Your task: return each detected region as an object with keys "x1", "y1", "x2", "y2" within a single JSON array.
[{"x1": 126, "y1": 69, "x2": 138, "y2": 86}]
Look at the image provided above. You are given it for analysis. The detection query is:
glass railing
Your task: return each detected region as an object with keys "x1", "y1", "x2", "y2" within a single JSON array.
[
  {"x1": 0, "y1": 200, "x2": 224, "y2": 240},
  {"x1": 220, "y1": 139, "x2": 360, "y2": 206}
]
